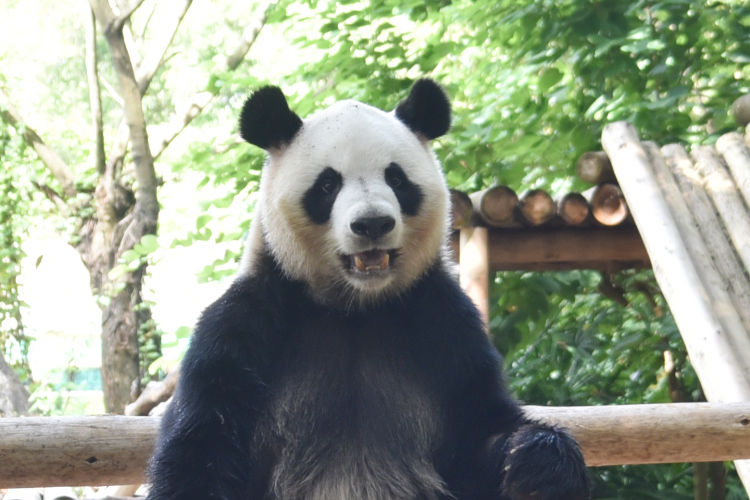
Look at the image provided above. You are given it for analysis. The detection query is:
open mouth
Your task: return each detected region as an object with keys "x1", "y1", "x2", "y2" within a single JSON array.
[{"x1": 342, "y1": 249, "x2": 398, "y2": 275}]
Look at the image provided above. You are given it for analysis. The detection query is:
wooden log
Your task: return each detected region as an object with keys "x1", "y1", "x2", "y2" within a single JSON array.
[
  {"x1": 485, "y1": 226, "x2": 649, "y2": 272},
  {"x1": 692, "y1": 145, "x2": 750, "y2": 274},
  {"x1": 556, "y1": 192, "x2": 590, "y2": 226},
  {"x1": 459, "y1": 226, "x2": 489, "y2": 329},
  {"x1": 732, "y1": 93, "x2": 750, "y2": 126},
  {"x1": 601, "y1": 122, "x2": 750, "y2": 402},
  {"x1": 0, "y1": 416, "x2": 159, "y2": 488},
  {"x1": 643, "y1": 140, "x2": 750, "y2": 372},
  {"x1": 585, "y1": 183, "x2": 629, "y2": 226},
  {"x1": 576, "y1": 151, "x2": 615, "y2": 184},
  {"x1": 469, "y1": 186, "x2": 518, "y2": 227},
  {"x1": 518, "y1": 189, "x2": 556, "y2": 226},
  {"x1": 525, "y1": 402, "x2": 750, "y2": 466},
  {"x1": 715, "y1": 131, "x2": 750, "y2": 211},
  {"x1": 449, "y1": 189, "x2": 473, "y2": 230},
  {"x1": 1, "y1": 403, "x2": 750, "y2": 487},
  {"x1": 662, "y1": 143, "x2": 750, "y2": 336}
]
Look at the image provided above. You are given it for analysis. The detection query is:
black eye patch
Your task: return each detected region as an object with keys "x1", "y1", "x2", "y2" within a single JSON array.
[
  {"x1": 385, "y1": 162, "x2": 423, "y2": 216},
  {"x1": 302, "y1": 167, "x2": 343, "y2": 224}
]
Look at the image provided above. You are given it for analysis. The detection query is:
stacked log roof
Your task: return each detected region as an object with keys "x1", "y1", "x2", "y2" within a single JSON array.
[{"x1": 449, "y1": 152, "x2": 650, "y2": 272}]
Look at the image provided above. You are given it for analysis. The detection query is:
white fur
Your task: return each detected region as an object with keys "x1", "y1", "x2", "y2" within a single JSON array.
[{"x1": 241, "y1": 99, "x2": 450, "y2": 308}]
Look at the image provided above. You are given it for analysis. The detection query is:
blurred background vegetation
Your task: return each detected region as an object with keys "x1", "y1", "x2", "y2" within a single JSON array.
[{"x1": 1, "y1": 0, "x2": 749, "y2": 497}]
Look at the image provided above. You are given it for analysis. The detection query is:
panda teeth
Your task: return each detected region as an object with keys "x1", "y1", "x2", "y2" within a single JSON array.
[{"x1": 352, "y1": 251, "x2": 390, "y2": 273}]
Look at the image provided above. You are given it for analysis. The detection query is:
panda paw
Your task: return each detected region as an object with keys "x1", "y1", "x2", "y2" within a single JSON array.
[{"x1": 499, "y1": 423, "x2": 590, "y2": 500}]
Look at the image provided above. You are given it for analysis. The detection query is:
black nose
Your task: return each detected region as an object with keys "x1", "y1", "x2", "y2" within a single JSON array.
[{"x1": 350, "y1": 216, "x2": 395, "y2": 240}]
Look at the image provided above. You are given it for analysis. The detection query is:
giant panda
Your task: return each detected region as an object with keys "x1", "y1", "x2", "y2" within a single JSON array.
[{"x1": 147, "y1": 79, "x2": 590, "y2": 500}]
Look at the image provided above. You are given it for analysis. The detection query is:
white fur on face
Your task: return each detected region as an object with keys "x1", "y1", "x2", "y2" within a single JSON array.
[{"x1": 250, "y1": 100, "x2": 449, "y2": 308}]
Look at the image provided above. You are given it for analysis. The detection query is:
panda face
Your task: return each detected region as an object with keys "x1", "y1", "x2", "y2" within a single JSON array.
[{"x1": 240, "y1": 81, "x2": 451, "y2": 308}]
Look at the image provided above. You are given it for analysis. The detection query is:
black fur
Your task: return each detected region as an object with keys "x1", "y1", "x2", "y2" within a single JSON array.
[
  {"x1": 148, "y1": 80, "x2": 589, "y2": 499},
  {"x1": 302, "y1": 167, "x2": 343, "y2": 224},
  {"x1": 395, "y1": 79, "x2": 451, "y2": 140},
  {"x1": 239, "y1": 86, "x2": 303, "y2": 150},
  {"x1": 147, "y1": 250, "x2": 589, "y2": 499},
  {"x1": 385, "y1": 162, "x2": 424, "y2": 216}
]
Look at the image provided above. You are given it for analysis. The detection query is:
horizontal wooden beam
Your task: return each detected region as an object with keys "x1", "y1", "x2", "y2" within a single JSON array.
[
  {"x1": 1, "y1": 402, "x2": 749, "y2": 487},
  {"x1": 525, "y1": 402, "x2": 750, "y2": 466},
  {"x1": 451, "y1": 225, "x2": 650, "y2": 272}
]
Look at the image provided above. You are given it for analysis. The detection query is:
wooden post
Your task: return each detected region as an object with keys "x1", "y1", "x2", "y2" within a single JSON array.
[{"x1": 459, "y1": 226, "x2": 490, "y2": 330}]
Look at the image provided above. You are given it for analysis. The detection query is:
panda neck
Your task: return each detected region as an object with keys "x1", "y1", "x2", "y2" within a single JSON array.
[{"x1": 246, "y1": 243, "x2": 447, "y2": 315}]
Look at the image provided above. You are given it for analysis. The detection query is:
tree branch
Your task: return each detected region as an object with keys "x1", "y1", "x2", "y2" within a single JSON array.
[
  {"x1": 113, "y1": 0, "x2": 148, "y2": 31},
  {"x1": 84, "y1": 4, "x2": 106, "y2": 175},
  {"x1": 103, "y1": 0, "x2": 193, "y2": 174},
  {"x1": 90, "y1": 0, "x2": 158, "y2": 220},
  {"x1": 0, "y1": 92, "x2": 77, "y2": 199},
  {"x1": 136, "y1": 0, "x2": 193, "y2": 95},
  {"x1": 151, "y1": 3, "x2": 273, "y2": 159}
]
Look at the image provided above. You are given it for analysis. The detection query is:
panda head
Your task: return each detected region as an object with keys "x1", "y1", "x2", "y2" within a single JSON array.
[{"x1": 239, "y1": 79, "x2": 451, "y2": 308}]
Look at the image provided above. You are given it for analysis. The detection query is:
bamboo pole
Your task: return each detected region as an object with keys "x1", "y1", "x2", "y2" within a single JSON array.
[
  {"x1": 661, "y1": 144, "x2": 750, "y2": 336},
  {"x1": 642, "y1": 141, "x2": 750, "y2": 372},
  {"x1": 602, "y1": 122, "x2": 750, "y2": 402},
  {"x1": 692, "y1": 146, "x2": 750, "y2": 275},
  {"x1": 715, "y1": 132, "x2": 750, "y2": 214},
  {"x1": 603, "y1": 122, "x2": 750, "y2": 492},
  {"x1": 1, "y1": 403, "x2": 749, "y2": 487}
]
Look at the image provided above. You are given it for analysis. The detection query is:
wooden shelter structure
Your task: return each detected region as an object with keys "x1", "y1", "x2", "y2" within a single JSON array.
[
  {"x1": 456, "y1": 120, "x2": 750, "y2": 493},
  {"x1": 2, "y1": 119, "x2": 750, "y2": 493}
]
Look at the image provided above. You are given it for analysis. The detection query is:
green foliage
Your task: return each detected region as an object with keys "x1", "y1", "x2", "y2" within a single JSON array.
[
  {"x1": 3, "y1": 0, "x2": 750, "y2": 492},
  {"x1": 492, "y1": 270, "x2": 748, "y2": 497},
  {"x1": 0, "y1": 118, "x2": 33, "y2": 378}
]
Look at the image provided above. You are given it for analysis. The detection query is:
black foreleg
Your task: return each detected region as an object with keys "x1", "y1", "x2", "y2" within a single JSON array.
[{"x1": 491, "y1": 422, "x2": 590, "y2": 500}]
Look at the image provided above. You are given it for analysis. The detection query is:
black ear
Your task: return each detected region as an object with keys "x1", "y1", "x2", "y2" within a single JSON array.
[
  {"x1": 239, "y1": 86, "x2": 303, "y2": 150},
  {"x1": 395, "y1": 79, "x2": 451, "y2": 140}
]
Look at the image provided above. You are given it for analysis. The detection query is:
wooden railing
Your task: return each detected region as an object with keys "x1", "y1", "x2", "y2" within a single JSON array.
[{"x1": 1, "y1": 402, "x2": 749, "y2": 488}]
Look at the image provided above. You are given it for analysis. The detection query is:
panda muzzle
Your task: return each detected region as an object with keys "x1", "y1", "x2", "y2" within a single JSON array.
[{"x1": 352, "y1": 250, "x2": 390, "y2": 273}]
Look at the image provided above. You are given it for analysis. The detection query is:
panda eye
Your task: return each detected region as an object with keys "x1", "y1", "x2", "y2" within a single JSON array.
[
  {"x1": 320, "y1": 177, "x2": 338, "y2": 194},
  {"x1": 317, "y1": 169, "x2": 341, "y2": 196},
  {"x1": 385, "y1": 167, "x2": 404, "y2": 188}
]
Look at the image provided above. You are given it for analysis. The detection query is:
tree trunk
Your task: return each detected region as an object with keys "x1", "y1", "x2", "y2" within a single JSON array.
[
  {"x1": 88, "y1": 0, "x2": 160, "y2": 413},
  {"x1": 0, "y1": 352, "x2": 28, "y2": 416}
]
